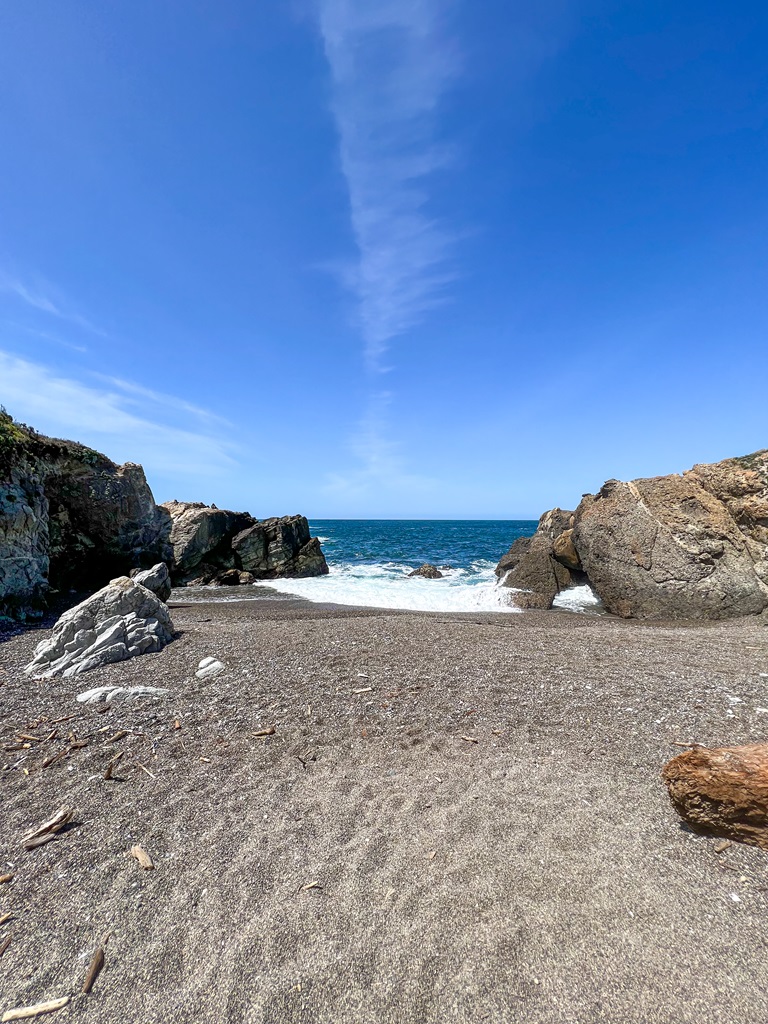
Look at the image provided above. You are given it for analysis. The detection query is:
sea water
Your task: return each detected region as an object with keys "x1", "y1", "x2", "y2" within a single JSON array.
[
  {"x1": 256, "y1": 520, "x2": 537, "y2": 614},
  {"x1": 177, "y1": 520, "x2": 603, "y2": 614}
]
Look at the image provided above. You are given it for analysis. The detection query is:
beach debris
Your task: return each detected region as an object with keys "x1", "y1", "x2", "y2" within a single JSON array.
[
  {"x1": 77, "y1": 685, "x2": 170, "y2": 706},
  {"x1": 133, "y1": 760, "x2": 156, "y2": 779},
  {"x1": 1, "y1": 996, "x2": 71, "y2": 1021},
  {"x1": 0, "y1": 914, "x2": 12, "y2": 926},
  {"x1": 0, "y1": 874, "x2": 13, "y2": 885},
  {"x1": 39, "y1": 750, "x2": 67, "y2": 771},
  {"x1": 81, "y1": 946, "x2": 105, "y2": 994},
  {"x1": 22, "y1": 807, "x2": 74, "y2": 851},
  {"x1": 353, "y1": 687, "x2": 372, "y2": 694},
  {"x1": 173, "y1": 720, "x2": 182, "y2": 730},
  {"x1": 714, "y1": 840, "x2": 733, "y2": 854},
  {"x1": 252, "y1": 726, "x2": 276, "y2": 738},
  {"x1": 195, "y1": 657, "x2": 225, "y2": 680},
  {"x1": 427, "y1": 850, "x2": 436, "y2": 861},
  {"x1": 67, "y1": 738, "x2": 88, "y2": 751},
  {"x1": 461, "y1": 735, "x2": 479, "y2": 744},
  {"x1": 24, "y1": 577, "x2": 174, "y2": 679},
  {"x1": 103, "y1": 752, "x2": 124, "y2": 780},
  {"x1": 106, "y1": 730, "x2": 128, "y2": 743},
  {"x1": 130, "y1": 845, "x2": 155, "y2": 870},
  {"x1": 662, "y1": 742, "x2": 768, "y2": 849},
  {"x1": 299, "y1": 881, "x2": 322, "y2": 893},
  {"x1": 0, "y1": 935, "x2": 11, "y2": 959}
]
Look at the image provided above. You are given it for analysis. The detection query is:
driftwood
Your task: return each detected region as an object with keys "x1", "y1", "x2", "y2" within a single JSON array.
[
  {"x1": 81, "y1": 946, "x2": 105, "y2": 994},
  {"x1": 22, "y1": 807, "x2": 74, "y2": 850},
  {"x1": 1, "y1": 997, "x2": 70, "y2": 1021},
  {"x1": 662, "y1": 742, "x2": 768, "y2": 849},
  {"x1": 130, "y1": 845, "x2": 155, "y2": 870}
]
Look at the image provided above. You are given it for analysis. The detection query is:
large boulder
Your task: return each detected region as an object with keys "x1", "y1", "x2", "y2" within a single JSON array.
[
  {"x1": 0, "y1": 411, "x2": 170, "y2": 620},
  {"x1": 24, "y1": 576, "x2": 174, "y2": 678},
  {"x1": 497, "y1": 509, "x2": 577, "y2": 610},
  {"x1": 132, "y1": 562, "x2": 172, "y2": 602},
  {"x1": 161, "y1": 502, "x2": 328, "y2": 583},
  {"x1": 498, "y1": 449, "x2": 768, "y2": 621},
  {"x1": 573, "y1": 473, "x2": 768, "y2": 620}
]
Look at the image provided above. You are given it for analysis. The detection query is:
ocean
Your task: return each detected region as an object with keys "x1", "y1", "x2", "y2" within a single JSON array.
[
  {"x1": 174, "y1": 519, "x2": 603, "y2": 614},
  {"x1": 256, "y1": 518, "x2": 599, "y2": 614}
]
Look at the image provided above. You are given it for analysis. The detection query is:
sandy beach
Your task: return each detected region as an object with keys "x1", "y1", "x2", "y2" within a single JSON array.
[{"x1": 2, "y1": 596, "x2": 768, "y2": 1023}]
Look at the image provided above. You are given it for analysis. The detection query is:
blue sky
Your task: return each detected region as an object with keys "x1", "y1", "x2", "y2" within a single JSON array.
[{"x1": 1, "y1": 1, "x2": 766, "y2": 518}]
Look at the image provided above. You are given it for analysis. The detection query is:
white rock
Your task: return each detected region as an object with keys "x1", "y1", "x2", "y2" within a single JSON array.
[
  {"x1": 76, "y1": 685, "x2": 171, "y2": 705},
  {"x1": 24, "y1": 576, "x2": 174, "y2": 679},
  {"x1": 195, "y1": 657, "x2": 225, "y2": 679}
]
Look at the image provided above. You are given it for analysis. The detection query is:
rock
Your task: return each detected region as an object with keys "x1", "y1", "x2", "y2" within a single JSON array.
[
  {"x1": 76, "y1": 684, "x2": 170, "y2": 705},
  {"x1": 24, "y1": 577, "x2": 174, "y2": 679},
  {"x1": 662, "y1": 742, "x2": 768, "y2": 849},
  {"x1": 0, "y1": 410, "x2": 171, "y2": 620},
  {"x1": 574, "y1": 472, "x2": 768, "y2": 620},
  {"x1": 196, "y1": 656, "x2": 225, "y2": 679},
  {"x1": 495, "y1": 537, "x2": 531, "y2": 578},
  {"x1": 161, "y1": 502, "x2": 329, "y2": 583},
  {"x1": 500, "y1": 448, "x2": 768, "y2": 620},
  {"x1": 408, "y1": 564, "x2": 444, "y2": 579},
  {"x1": 497, "y1": 509, "x2": 576, "y2": 609},
  {"x1": 132, "y1": 563, "x2": 172, "y2": 602},
  {"x1": 552, "y1": 528, "x2": 581, "y2": 571}
]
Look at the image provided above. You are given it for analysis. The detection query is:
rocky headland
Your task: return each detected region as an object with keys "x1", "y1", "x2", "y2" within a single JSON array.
[
  {"x1": 0, "y1": 411, "x2": 327, "y2": 622},
  {"x1": 497, "y1": 449, "x2": 768, "y2": 620}
]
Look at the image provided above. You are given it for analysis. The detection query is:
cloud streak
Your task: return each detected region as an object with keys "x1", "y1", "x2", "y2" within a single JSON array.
[
  {"x1": 0, "y1": 351, "x2": 237, "y2": 483},
  {"x1": 318, "y1": 0, "x2": 459, "y2": 369},
  {"x1": 0, "y1": 271, "x2": 106, "y2": 337}
]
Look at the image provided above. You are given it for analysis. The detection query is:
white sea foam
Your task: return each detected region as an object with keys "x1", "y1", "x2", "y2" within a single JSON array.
[
  {"x1": 552, "y1": 584, "x2": 604, "y2": 613},
  {"x1": 254, "y1": 560, "x2": 521, "y2": 613}
]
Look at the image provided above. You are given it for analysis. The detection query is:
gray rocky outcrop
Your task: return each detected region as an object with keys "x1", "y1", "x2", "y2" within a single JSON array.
[
  {"x1": 497, "y1": 450, "x2": 768, "y2": 620},
  {"x1": 162, "y1": 501, "x2": 328, "y2": 584},
  {"x1": 24, "y1": 576, "x2": 174, "y2": 678},
  {"x1": 1, "y1": 411, "x2": 170, "y2": 620},
  {"x1": 408, "y1": 564, "x2": 444, "y2": 579},
  {"x1": 0, "y1": 411, "x2": 328, "y2": 620},
  {"x1": 132, "y1": 562, "x2": 172, "y2": 602}
]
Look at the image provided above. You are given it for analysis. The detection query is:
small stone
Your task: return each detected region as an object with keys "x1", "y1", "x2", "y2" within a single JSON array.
[
  {"x1": 196, "y1": 657, "x2": 225, "y2": 680},
  {"x1": 713, "y1": 839, "x2": 732, "y2": 854}
]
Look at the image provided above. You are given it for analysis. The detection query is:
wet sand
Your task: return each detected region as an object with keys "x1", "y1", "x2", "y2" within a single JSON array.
[{"x1": 1, "y1": 597, "x2": 768, "y2": 1023}]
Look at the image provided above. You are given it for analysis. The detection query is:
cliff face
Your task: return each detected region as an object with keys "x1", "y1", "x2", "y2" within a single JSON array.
[
  {"x1": 0, "y1": 413, "x2": 171, "y2": 620},
  {"x1": 497, "y1": 449, "x2": 768, "y2": 621},
  {"x1": 0, "y1": 412, "x2": 328, "y2": 620}
]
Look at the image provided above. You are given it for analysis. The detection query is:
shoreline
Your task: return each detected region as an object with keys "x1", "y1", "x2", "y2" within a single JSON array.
[{"x1": 2, "y1": 597, "x2": 768, "y2": 1022}]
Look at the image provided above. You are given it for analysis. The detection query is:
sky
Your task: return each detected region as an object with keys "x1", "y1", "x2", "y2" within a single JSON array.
[{"x1": 1, "y1": 0, "x2": 767, "y2": 519}]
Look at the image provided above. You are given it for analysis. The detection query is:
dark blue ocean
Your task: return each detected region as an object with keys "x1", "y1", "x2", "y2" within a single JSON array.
[{"x1": 260, "y1": 520, "x2": 539, "y2": 613}]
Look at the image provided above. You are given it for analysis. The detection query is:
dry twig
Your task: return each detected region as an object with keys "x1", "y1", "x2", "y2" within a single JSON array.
[
  {"x1": 81, "y1": 946, "x2": 105, "y2": 994},
  {"x1": 252, "y1": 726, "x2": 276, "y2": 738},
  {"x1": 103, "y1": 752, "x2": 124, "y2": 780},
  {"x1": 1, "y1": 996, "x2": 71, "y2": 1020},
  {"x1": 22, "y1": 807, "x2": 73, "y2": 850}
]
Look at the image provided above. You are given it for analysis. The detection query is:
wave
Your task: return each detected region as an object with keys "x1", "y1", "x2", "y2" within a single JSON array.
[
  {"x1": 552, "y1": 584, "x2": 603, "y2": 613},
  {"x1": 254, "y1": 561, "x2": 521, "y2": 613}
]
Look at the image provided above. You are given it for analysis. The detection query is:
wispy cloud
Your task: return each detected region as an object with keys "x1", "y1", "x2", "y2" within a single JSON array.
[
  {"x1": 0, "y1": 271, "x2": 106, "y2": 337},
  {"x1": 323, "y1": 390, "x2": 436, "y2": 499},
  {"x1": 318, "y1": 0, "x2": 459, "y2": 369},
  {"x1": 90, "y1": 374, "x2": 234, "y2": 429},
  {"x1": 0, "y1": 351, "x2": 236, "y2": 483}
]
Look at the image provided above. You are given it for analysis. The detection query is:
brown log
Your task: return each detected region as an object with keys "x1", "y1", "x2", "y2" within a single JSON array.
[{"x1": 662, "y1": 742, "x2": 768, "y2": 849}]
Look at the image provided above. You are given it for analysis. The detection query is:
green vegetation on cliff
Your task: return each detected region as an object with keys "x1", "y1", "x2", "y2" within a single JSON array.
[{"x1": 0, "y1": 407, "x2": 108, "y2": 476}]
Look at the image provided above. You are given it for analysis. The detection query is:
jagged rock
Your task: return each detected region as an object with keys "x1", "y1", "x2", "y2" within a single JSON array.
[
  {"x1": 24, "y1": 576, "x2": 174, "y2": 678},
  {"x1": 574, "y1": 472, "x2": 768, "y2": 620},
  {"x1": 161, "y1": 502, "x2": 328, "y2": 583},
  {"x1": 0, "y1": 412, "x2": 171, "y2": 620},
  {"x1": 498, "y1": 509, "x2": 576, "y2": 610},
  {"x1": 408, "y1": 564, "x2": 444, "y2": 579},
  {"x1": 132, "y1": 562, "x2": 172, "y2": 602},
  {"x1": 196, "y1": 656, "x2": 225, "y2": 679},
  {"x1": 498, "y1": 449, "x2": 768, "y2": 620},
  {"x1": 495, "y1": 537, "x2": 532, "y2": 578},
  {"x1": 662, "y1": 742, "x2": 768, "y2": 849},
  {"x1": 76, "y1": 684, "x2": 170, "y2": 705}
]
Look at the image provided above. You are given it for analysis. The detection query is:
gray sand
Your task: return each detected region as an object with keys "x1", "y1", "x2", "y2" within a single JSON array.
[{"x1": 1, "y1": 597, "x2": 768, "y2": 1023}]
